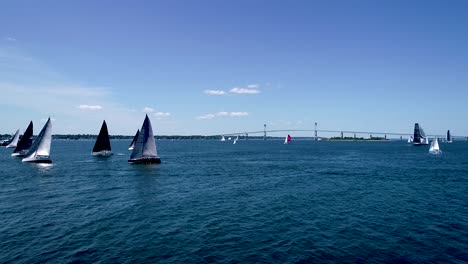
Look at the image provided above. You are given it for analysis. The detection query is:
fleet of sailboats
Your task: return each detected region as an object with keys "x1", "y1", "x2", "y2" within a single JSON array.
[
  {"x1": 22, "y1": 118, "x2": 53, "y2": 163},
  {"x1": 128, "y1": 114, "x2": 161, "y2": 164},
  {"x1": 92, "y1": 120, "x2": 112, "y2": 156},
  {"x1": 12, "y1": 121, "x2": 33, "y2": 157},
  {"x1": 1, "y1": 118, "x2": 460, "y2": 164}
]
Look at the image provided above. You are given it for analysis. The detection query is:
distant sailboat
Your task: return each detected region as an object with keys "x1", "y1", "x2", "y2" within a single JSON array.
[
  {"x1": 407, "y1": 136, "x2": 413, "y2": 143},
  {"x1": 5, "y1": 129, "x2": 20, "y2": 148},
  {"x1": 413, "y1": 123, "x2": 429, "y2": 146},
  {"x1": 429, "y1": 137, "x2": 441, "y2": 154},
  {"x1": 284, "y1": 134, "x2": 292, "y2": 144},
  {"x1": 233, "y1": 135, "x2": 239, "y2": 144},
  {"x1": 128, "y1": 114, "x2": 161, "y2": 164},
  {"x1": 128, "y1": 129, "x2": 140, "y2": 150},
  {"x1": 446, "y1": 130, "x2": 452, "y2": 143},
  {"x1": 92, "y1": 120, "x2": 112, "y2": 156},
  {"x1": 220, "y1": 136, "x2": 226, "y2": 142},
  {"x1": 22, "y1": 117, "x2": 52, "y2": 163},
  {"x1": 12, "y1": 121, "x2": 33, "y2": 157},
  {"x1": 228, "y1": 137, "x2": 232, "y2": 141}
]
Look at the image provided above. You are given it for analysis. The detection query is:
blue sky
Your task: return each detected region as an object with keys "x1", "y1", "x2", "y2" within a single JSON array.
[{"x1": 1, "y1": 0, "x2": 467, "y2": 136}]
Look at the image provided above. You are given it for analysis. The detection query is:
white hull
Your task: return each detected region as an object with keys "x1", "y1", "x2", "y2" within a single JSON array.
[
  {"x1": 22, "y1": 155, "x2": 52, "y2": 163},
  {"x1": 92, "y1": 150, "x2": 112, "y2": 156}
]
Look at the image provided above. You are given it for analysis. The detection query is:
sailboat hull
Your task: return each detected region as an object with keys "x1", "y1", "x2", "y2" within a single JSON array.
[
  {"x1": 11, "y1": 152, "x2": 27, "y2": 157},
  {"x1": 92, "y1": 150, "x2": 113, "y2": 156},
  {"x1": 128, "y1": 157, "x2": 161, "y2": 164},
  {"x1": 22, "y1": 156, "x2": 52, "y2": 163}
]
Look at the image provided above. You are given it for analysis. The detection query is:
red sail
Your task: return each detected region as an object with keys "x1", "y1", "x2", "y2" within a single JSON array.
[{"x1": 287, "y1": 134, "x2": 292, "y2": 142}]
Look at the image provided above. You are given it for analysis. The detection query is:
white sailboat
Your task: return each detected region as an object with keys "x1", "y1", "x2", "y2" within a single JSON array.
[
  {"x1": 220, "y1": 136, "x2": 226, "y2": 142},
  {"x1": 233, "y1": 135, "x2": 239, "y2": 144},
  {"x1": 284, "y1": 134, "x2": 292, "y2": 144},
  {"x1": 22, "y1": 118, "x2": 53, "y2": 163},
  {"x1": 429, "y1": 137, "x2": 441, "y2": 154},
  {"x1": 128, "y1": 114, "x2": 161, "y2": 164},
  {"x1": 407, "y1": 136, "x2": 413, "y2": 143},
  {"x1": 6, "y1": 129, "x2": 20, "y2": 148}
]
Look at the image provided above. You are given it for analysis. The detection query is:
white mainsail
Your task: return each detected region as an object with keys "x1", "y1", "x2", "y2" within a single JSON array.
[
  {"x1": 6, "y1": 129, "x2": 20, "y2": 148},
  {"x1": 429, "y1": 137, "x2": 441, "y2": 154},
  {"x1": 22, "y1": 118, "x2": 52, "y2": 163},
  {"x1": 220, "y1": 136, "x2": 226, "y2": 141},
  {"x1": 233, "y1": 136, "x2": 238, "y2": 144}
]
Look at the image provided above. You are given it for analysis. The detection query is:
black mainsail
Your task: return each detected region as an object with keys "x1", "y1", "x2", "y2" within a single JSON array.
[
  {"x1": 128, "y1": 115, "x2": 160, "y2": 164},
  {"x1": 128, "y1": 129, "x2": 140, "y2": 150},
  {"x1": 92, "y1": 120, "x2": 112, "y2": 155},
  {"x1": 413, "y1": 123, "x2": 428, "y2": 145},
  {"x1": 447, "y1": 130, "x2": 452, "y2": 143},
  {"x1": 12, "y1": 121, "x2": 33, "y2": 157},
  {"x1": 22, "y1": 117, "x2": 52, "y2": 163}
]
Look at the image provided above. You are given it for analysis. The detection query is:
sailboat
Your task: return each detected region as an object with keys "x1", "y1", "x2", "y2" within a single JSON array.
[
  {"x1": 233, "y1": 135, "x2": 239, "y2": 144},
  {"x1": 413, "y1": 123, "x2": 429, "y2": 146},
  {"x1": 284, "y1": 134, "x2": 292, "y2": 144},
  {"x1": 446, "y1": 130, "x2": 452, "y2": 143},
  {"x1": 128, "y1": 114, "x2": 161, "y2": 164},
  {"x1": 429, "y1": 137, "x2": 442, "y2": 154},
  {"x1": 220, "y1": 136, "x2": 226, "y2": 142},
  {"x1": 22, "y1": 117, "x2": 53, "y2": 163},
  {"x1": 407, "y1": 136, "x2": 413, "y2": 143},
  {"x1": 12, "y1": 121, "x2": 33, "y2": 157},
  {"x1": 5, "y1": 129, "x2": 20, "y2": 148},
  {"x1": 128, "y1": 129, "x2": 140, "y2": 150},
  {"x1": 92, "y1": 120, "x2": 112, "y2": 156}
]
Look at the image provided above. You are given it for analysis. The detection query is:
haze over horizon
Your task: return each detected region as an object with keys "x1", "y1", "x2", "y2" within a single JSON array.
[{"x1": 1, "y1": 0, "x2": 467, "y2": 136}]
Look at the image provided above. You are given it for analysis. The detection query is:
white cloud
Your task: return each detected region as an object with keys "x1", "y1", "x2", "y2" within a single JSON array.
[
  {"x1": 154, "y1": 112, "x2": 170, "y2": 117},
  {"x1": 247, "y1": 84, "x2": 259, "y2": 89},
  {"x1": 204, "y1": 90, "x2": 225, "y2": 95},
  {"x1": 229, "y1": 112, "x2": 249, "y2": 117},
  {"x1": 78, "y1": 104, "x2": 103, "y2": 110},
  {"x1": 197, "y1": 114, "x2": 216, "y2": 120},
  {"x1": 229, "y1": 87, "x2": 260, "y2": 94},
  {"x1": 143, "y1": 106, "x2": 155, "y2": 112},
  {"x1": 5, "y1": 37, "x2": 16, "y2": 42},
  {"x1": 196, "y1": 111, "x2": 249, "y2": 120}
]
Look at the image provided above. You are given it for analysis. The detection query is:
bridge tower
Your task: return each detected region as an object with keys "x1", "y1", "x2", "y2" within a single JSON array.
[
  {"x1": 246, "y1": 132, "x2": 248, "y2": 140},
  {"x1": 341, "y1": 131, "x2": 344, "y2": 139},
  {"x1": 385, "y1": 134, "x2": 387, "y2": 140},
  {"x1": 263, "y1": 124, "x2": 267, "y2": 140},
  {"x1": 314, "y1": 122, "x2": 318, "y2": 140},
  {"x1": 354, "y1": 133, "x2": 356, "y2": 139}
]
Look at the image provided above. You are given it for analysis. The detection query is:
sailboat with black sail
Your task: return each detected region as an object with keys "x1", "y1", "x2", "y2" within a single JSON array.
[
  {"x1": 128, "y1": 114, "x2": 161, "y2": 164},
  {"x1": 92, "y1": 120, "x2": 112, "y2": 156},
  {"x1": 12, "y1": 121, "x2": 33, "y2": 157},
  {"x1": 128, "y1": 129, "x2": 139, "y2": 150},
  {"x1": 22, "y1": 117, "x2": 52, "y2": 163},
  {"x1": 446, "y1": 130, "x2": 452, "y2": 143},
  {"x1": 413, "y1": 123, "x2": 429, "y2": 146},
  {"x1": 5, "y1": 129, "x2": 20, "y2": 148}
]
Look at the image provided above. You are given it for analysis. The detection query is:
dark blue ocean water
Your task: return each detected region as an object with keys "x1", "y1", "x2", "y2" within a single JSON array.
[{"x1": 0, "y1": 140, "x2": 467, "y2": 263}]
